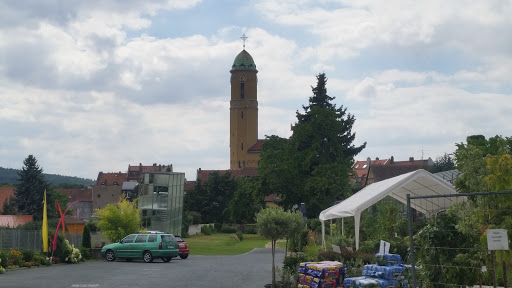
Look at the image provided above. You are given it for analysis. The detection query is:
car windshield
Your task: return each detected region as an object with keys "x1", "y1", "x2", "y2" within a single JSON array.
[
  {"x1": 175, "y1": 236, "x2": 183, "y2": 242},
  {"x1": 161, "y1": 234, "x2": 175, "y2": 242}
]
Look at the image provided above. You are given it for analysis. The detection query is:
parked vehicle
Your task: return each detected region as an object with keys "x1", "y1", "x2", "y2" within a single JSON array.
[
  {"x1": 101, "y1": 232, "x2": 179, "y2": 263},
  {"x1": 174, "y1": 235, "x2": 189, "y2": 259}
]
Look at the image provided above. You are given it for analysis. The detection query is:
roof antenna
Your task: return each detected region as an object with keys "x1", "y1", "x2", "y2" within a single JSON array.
[{"x1": 240, "y1": 33, "x2": 248, "y2": 50}]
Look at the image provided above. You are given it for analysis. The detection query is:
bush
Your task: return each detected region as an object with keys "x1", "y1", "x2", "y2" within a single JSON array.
[
  {"x1": 33, "y1": 253, "x2": 51, "y2": 266},
  {"x1": 283, "y1": 254, "x2": 309, "y2": 275},
  {"x1": 214, "y1": 223, "x2": 222, "y2": 232},
  {"x1": 8, "y1": 249, "x2": 23, "y2": 266},
  {"x1": 245, "y1": 224, "x2": 257, "y2": 234},
  {"x1": 289, "y1": 229, "x2": 308, "y2": 252},
  {"x1": 53, "y1": 234, "x2": 71, "y2": 263},
  {"x1": 21, "y1": 249, "x2": 35, "y2": 262},
  {"x1": 82, "y1": 224, "x2": 92, "y2": 249},
  {"x1": 236, "y1": 231, "x2": 243, "y2": 241},
  {"x1": 0, "y1": 251, "x2": 8, "y2": 268},
  {"x1": 201, "y1": 224, "x2": 215, "y2": 235},
  {"x1": 221, "y1": 225, "x2": 237, "y2": 233},
  {"x1": 80, "y1": 247, "x2": 91, "y2": 260},
  {"x1": 317, "y1": 250, "x2": 342, "y2": 262}
]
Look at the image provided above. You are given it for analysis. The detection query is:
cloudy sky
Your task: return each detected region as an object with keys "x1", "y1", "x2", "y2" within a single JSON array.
[{"x1": 1, "y1": 0, "x2": 511, "y2": 181}]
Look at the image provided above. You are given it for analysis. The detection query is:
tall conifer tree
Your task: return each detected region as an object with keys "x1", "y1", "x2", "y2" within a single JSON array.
[{"x1": 14, "y1": 155, "x2": 51, "y2": 220}]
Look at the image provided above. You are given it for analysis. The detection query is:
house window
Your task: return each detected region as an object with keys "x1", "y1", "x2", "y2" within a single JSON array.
[
  {"x1": 240, "y1": 82, "x2": 245, "y2": 99},
  {"x1": 362, "y1": 164, "x2": 367, "y2": 168}
]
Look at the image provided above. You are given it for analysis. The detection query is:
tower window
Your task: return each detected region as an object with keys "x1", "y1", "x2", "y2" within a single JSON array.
[
  {"x1": 241, "y1": 111, "x2": 244, "y2": 119},
  {"x1": 241, "y1": 143, "x2": 244, "y2": 151},
  {"x1": 240, "y1": 82, "x2": 245, "y2": 99}
]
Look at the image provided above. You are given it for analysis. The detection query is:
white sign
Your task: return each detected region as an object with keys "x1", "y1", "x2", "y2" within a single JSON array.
[
  {"x1": 486, "y1": 229, "x2": 509, "y2": 250},
  {"x1": 379, "y1": 240, "x2": 390, "y2": 254}
]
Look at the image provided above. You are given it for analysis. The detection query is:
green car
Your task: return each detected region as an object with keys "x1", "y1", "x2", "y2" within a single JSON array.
[{"x1": 101, "y1": 232, "x2": 179, "y2": 263}]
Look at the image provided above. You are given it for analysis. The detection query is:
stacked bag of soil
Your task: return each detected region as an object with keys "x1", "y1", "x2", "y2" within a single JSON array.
[
  {"x1": 297, "y1": 261, "x2": 346, "y2": 288},
  {"x1": 343, "y1": 254, "x2": 408, "y2": 288}
]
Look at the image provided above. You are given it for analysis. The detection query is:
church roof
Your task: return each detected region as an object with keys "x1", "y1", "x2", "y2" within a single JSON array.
[{"x1": 232, "y1": 50, "x2": 257, "y2": 71}]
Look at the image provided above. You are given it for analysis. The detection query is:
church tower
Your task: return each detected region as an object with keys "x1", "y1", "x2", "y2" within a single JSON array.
[{"x1": 230, "y1": 36, "x2": 260, "y2": 169}]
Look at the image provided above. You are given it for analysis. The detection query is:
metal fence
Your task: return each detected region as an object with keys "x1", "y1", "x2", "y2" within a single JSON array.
[
  {"x1": 407, "y1": 191, "x2": 512, "y2": 288},
  {"x1": 0, "y1": 230, "x2": 82, "y2": 251}
]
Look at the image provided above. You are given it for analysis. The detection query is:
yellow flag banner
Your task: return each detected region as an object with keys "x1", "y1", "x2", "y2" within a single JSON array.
[{"x1": 42, "y1": 190, "x2": 48, "y2": 252}]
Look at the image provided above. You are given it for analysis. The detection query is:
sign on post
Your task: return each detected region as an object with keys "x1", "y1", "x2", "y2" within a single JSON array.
[{"x1": 486, "y1": 229, "x2": 509, "y2": 250}]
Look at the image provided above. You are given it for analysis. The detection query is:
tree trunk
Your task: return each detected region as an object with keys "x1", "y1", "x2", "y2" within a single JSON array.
[{"x1": 503, "y1": 260, "x2": 508, "y2": 288}]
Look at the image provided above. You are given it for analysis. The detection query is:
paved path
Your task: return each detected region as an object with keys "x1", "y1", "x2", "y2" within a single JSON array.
[{"x1": 0, "y1": 248, "x2": 285, "y2": 288}]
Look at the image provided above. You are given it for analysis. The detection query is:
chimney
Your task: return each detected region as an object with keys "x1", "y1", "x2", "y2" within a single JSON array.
[
  {"x1": 375, "y1": 157, "x2": 379, "y2": 160},
  {"x1": 409, "y1": 157, "x2": 414, "y2": 161},
  {"x1": 390, "y1": 156, "x2": 394, "y2": 164},
  {"x1": 366, "y1": 157, "x2": 371, "y2": 167},
  {"x1": 153, "y1": 163, "x2": 157, "y2": 166}
]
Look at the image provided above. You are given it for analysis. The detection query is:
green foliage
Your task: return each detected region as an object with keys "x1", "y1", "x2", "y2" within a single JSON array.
[
  {"x1": 454, "y1": 135, "x2": 511, "y2": 193},
  {"x1": 236, "y1": 230, "x2": 243, "y2": 241},
  {"x1": 82, "y1": 224, "x2": 91, "y2": 249},
  {"x1": 258, "y1": 74, "x2": 366, "y2": 218},
  {"x1": 0, "y1": 251, "x2": 7, "y2": 268},
  {"x1": 14, "y1": 155, "x2": 50, "y2": 220},
  {"x1": 96, "y1": 196, "x2": 141, "y2": 243},
  {"x1": 79, "y1": 247, "x2": 91, "y2": 260},
  {"x1": 289, "y1": 229, "x2": 308, "y2": 253},
  {"x1": 184, "y1": 172, "x2": 237, "y2": 223},
  {"x1": 359, "y1": 197, "x2": 408, "y2": 245},
  {"x1": 52, "y1": 234, "x2": 71, "y2": 263},
  {"x1": 228, "y1": 177, "x2": 264, "y2": 223},
  {"x1": 201, "y1": 224, "x2": 215, "y2": 235},
  {"x1": 284, "y1": 211, "x2": 307, "y2": 255},
  {"x1": 429, "y1": 153, "x2": 456, "y2": 173},
  {"x1": 21, "y1": 249, "x2": 35, "y2": 262},
  {"x1": 283, "y1": 254, "x2": 309, "y2": 274},
  {"x1": 1, "y1": 195, "x2": 16, "y2": 215},
  {"x1": 221, "y1": 225, "x2": 238, "y2": 233}
]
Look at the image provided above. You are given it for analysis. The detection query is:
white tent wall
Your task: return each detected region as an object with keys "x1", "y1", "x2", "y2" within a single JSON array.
[{"x1": 319, "y1": 169, "x2": 462, "y2": 250}]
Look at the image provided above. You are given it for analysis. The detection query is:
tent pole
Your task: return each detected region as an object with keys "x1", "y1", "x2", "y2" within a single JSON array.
[
  {"x1": 342, "y1": 218, "x2": 344, "y2": 235},
  {"x1": 321, "y1": 220, "x2": 326, "y2": 250},
  {"x1": 330, "y1": 219, "x2": 332, "y2": 237},
  {"x1": 355, "y1": 213, "x2": 360, "y2": 250}
]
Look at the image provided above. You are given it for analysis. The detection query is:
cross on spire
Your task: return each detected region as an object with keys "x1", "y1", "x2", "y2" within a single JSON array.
[{"x1": 240, "y1": 33, "x2": 248, "y2": 50}]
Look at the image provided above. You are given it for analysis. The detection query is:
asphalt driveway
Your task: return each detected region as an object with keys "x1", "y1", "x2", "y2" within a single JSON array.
[{"x1": 0, "y1": 248, "x2": 285, "y2": 288}]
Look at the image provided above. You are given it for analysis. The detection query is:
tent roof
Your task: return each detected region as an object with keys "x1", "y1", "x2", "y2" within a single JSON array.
[{"x1": 319, "y1": 169, "x2": 461, "y2": 221}]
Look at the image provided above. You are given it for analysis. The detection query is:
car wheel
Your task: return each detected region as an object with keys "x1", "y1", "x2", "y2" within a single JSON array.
[
  {"x1": 162, "y1": 257, "x2": 171, "y2": 263},
  {"x1": 143, "y1": 251, "x2": 153, "y2": 263},
  {"x1": 105, "y1": 250, "x2": 116, "y2": 262},
  {"x1": 179, "y1": 254, "x2": 188, "y2": 259}
]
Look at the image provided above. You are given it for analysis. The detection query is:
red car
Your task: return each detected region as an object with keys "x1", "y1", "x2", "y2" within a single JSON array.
[{"x1": 175, "y1": 235, "x2": 189, "y2": 259}]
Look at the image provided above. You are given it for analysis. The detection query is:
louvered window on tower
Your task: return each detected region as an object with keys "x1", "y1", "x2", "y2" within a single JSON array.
[
  {"x1": 241, "y1": 143, "x2": 244, "y2": 150},
  {"x1": 241, "y1": 111, "x2": 244, "y2": 119},
  {"x1": 240, "y1": 82, "x2": 245, "y2": 99}
]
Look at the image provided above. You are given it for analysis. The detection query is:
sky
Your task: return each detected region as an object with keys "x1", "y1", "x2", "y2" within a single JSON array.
[{"x1": 1, "y1": 0, "x2": 511, "y2": 181}]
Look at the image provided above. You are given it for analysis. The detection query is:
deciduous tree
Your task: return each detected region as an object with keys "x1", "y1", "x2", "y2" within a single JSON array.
[{"x1": 96, "y1": 196, "x2": 141, "y2": 243}]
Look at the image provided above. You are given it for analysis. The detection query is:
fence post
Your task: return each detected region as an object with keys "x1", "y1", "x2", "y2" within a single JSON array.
[{"x1": 407, "y1": 194, "x2": 417, "y2": 288}]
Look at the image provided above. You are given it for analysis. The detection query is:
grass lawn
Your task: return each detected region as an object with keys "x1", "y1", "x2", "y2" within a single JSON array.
[{"x1": 185, "y1": 233, "x2": 270, "y2": 255}]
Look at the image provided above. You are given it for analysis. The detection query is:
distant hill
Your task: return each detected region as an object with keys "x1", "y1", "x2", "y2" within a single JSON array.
[{"x1": 0, "y1": 167, "x2": 95, "y2": 186}]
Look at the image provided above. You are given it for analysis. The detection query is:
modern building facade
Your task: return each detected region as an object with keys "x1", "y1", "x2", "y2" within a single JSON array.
[{"x1": 137, "y1": 172, "x2": 184, "y2": 235}]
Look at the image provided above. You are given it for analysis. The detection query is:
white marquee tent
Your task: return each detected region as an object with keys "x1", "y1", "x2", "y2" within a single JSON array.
[{"x1": 319, "y1": 169, "x2": 464, "y2": 250}]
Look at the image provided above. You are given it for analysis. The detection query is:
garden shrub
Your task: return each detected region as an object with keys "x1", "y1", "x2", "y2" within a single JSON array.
[
  {"x1": 201, "y1": 224, "x2": 215, "y2": 235},
  {"x1": 283, "y1": 254, "x2": 309, "y2": 275},
  {"x1": 0, "y1": 251, "x2": 8, "y2": 268},
  {"x1": 289, "y1": 229, "x2": 308, "y2": 252},
  {"x1": 317, "y1": 250, "x2": 342, "y2": 262},
  {"x1": 214, "y1": 223, "x2": 222, "y2": 232},
  {"x1": 21, "y1": 249, "x2": 35, "y2": 262},
  {"x1": 236, "y1": 230, "x2": 243, "y2": 241},
  {"x1": 34, "y1": 253, "x2": 51, "y2": 266},
  {"x1": 53, "y1": 234, "x2": 71, "y2": 263},
  {"x1": 221, "y1": 225, "x2": 237, "y2": 233},
  {"x1": 80, "y1": 247, "x2": 91, "y2": 260},
  {"x1": 8, "y1": 249, "x2": 23, "y2": 266},
  {"x1": 244, "y1": 224, "x2": 257, "y2": 234}
]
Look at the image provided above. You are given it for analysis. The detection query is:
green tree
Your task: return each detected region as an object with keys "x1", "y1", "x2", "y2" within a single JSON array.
[
  {"x1": 1, "y1": 196, "x2": 17, "y2": 215},
  {"x1": 82, "y1": 224, "x2": 91, "y2": 249},
  {"x1": 283, "y1": 211, "x2": 306, "y2": 256},
  {"x1": 14, "y1": 155, "x2": 52, "y2": 220},
  {"x1": 454, "y1": 135, "x2": 511, "y2": 193},
  {"x1": 228, "y1": 177, "x2": 264, "y2": 223},
  {"x1": 259, "y1": 73, "x2": 366, "y2": 218},
  {"x1": 256, "y1": 207, "x2": 290, "y2": 287},
  {"x1": 184, "y1": 171, "x2": 238, "y2": 223},
  {"x1": 429, "y1": 153, "x2": 456, "y2": 173},
  {"x1": 96, "y1": 196, "x2": 141, "y2": 243}
]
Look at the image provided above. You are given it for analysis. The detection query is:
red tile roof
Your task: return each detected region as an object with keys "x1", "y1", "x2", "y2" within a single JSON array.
[
  {"x1": 264, "y1": 194, "x2": 282, "y2": 203},
  {"x1": 56, "y1": 188, "x2": 93, "y2": 202},
  {"x1": 127, "y1": 163, "x2": 172, "y2": 181},
  {"x1": 63, "y1": 215, "x2": 86, "y2": 225},
  {"x1": 248, "y1": 139, "x2": 265, "y2": 152},
  {"x1": 0, "y1": 187, "x2": 15, "y2": 213},
  {"x1": 0, "y1": 215, "x2": 32, "y2": 228},
  {"x1": 196, "y1": 168, "x2": 259, "y2": 182},
  {"x1": 184, "y1": 181, "x2": 196, "y2": 192},
  {"x1": 96, "y1": 172, "x2": 127, "y2": 186}
]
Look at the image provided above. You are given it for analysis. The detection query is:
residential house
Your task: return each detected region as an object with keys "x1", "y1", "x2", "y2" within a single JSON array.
[
  {"x1": 56, "y1": 187, "x2": 93, "y2": 221},
  {"x1": 0, "y1": 187, "x2": 15, "y2": 213},
  {"x1": 0, "y1": 215, "x2": 32, "y2": 228},
  {"x1": 352, "y1": 157, "x2": 389, "y2": 188},
  {"x1": 366, "y1": 156, "x2": 434, "y2": 185}
]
